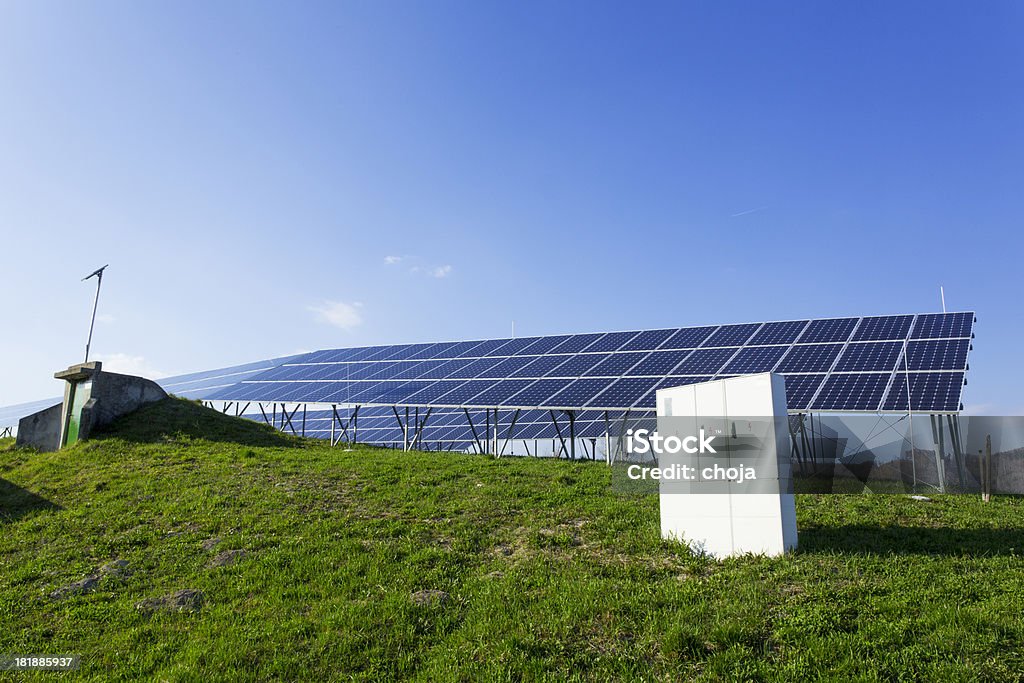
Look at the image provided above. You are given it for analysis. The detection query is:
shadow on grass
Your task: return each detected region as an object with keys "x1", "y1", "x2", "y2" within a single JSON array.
[
  {"x1": 92, "y1": 397, "x2": 303, "y2": 448},
  {"x1": 0, "y1": 478, "x2": 62, "y2": 524},
  {"x1": 799, "y1": 525, "x2": 1024, "y2": 556}
]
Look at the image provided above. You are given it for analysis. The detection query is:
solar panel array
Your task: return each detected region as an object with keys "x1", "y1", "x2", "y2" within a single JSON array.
[{"x1": 208, "y1": 312, "x2": 974, "y2": 414}]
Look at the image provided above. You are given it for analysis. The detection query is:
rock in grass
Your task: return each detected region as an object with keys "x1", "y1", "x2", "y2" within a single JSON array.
[
  {"x1": 910, "y1": 495, "x2": 933, "y2": 502},
  {"x1": 410, "y1": 589, "x2": 449, "y2": 606},
  {"x1": 135, "y1": 589, "x2": 205, "y2": 613},
  {"x1": 99, "y1": 559, "x2": 129, "y2": 577},
  {"x1": 50, "y1": 575, "x2": 100, "y2": 600},
  {"x1": 209, "y1": 549, "x2": 248, "y2": 568},
  {"x1": 200, "y1": 537, "x2": 222, "y2": 551}
]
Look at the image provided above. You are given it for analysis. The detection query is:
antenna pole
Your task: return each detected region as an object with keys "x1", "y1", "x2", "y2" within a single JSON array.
[
  {"x1": 83, "y1": 265, "x2": 108, "y2": 363},
  {"x1": 940, "y1": 286, "x2": 946, "y2": 313}
]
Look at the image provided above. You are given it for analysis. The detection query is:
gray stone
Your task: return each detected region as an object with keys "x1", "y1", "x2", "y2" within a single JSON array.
[
  {"x1": 200, "y1": 537, "x2": 222, "y2": 551},
  {"x1": 410, "y1": 589, "x2": 449, "y2": 606},
  {"x1": 50, "y1": 575, "x2": 100, "y2": 600},
  {"x1": 209, "y1": 549, "x2": 247, "y2": 567},
  {"x1": 135, "y1": 589, "x2": 204, "y2": 613},
  {"x1": 99, "y1": 559, "x2": 129, "y2": 576}
]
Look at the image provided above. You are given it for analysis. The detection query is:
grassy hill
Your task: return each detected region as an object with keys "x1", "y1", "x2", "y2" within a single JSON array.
[{"x1": 1, "y1": 398, "x2": 1022, "y2": 681}]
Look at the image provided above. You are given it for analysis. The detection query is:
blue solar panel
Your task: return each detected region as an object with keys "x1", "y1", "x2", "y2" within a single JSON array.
[
  {"x1": 590, "y1": 377, "x2": 662, "y2": 409},
  {"x1": 504, "y1": 379, "x2": 567, "y2": 407},
  {"x1": 438, "y1": 340, "x2": 488, "y2": 358},
  {"x1": 514, "y1": 335, "x2": 571, "y2": 355},
  {"x1": 480, "y1": 356, "x2": 535, "y2": 377},
  {"x1": 466, "y1": 379, "x2": 536, "y2": 406},
  {"x1": 427, "y1": 359, "x2": 475, "y2": 379},
  {"x1": 722, "y1": 346, "x2": 788, "y2": 374},
  {"x1": 583, "y1": 352, "x2": 648, "y2": 377},
  {"x1": 673, "y1": 347, "x2": 736, "y2": 375},
  {"x1": 702, "y1": 323, "x2": 761, "y2": 347},
  {"x1": 548, "y1": 353, "x2": 609, "y2": 376},
  {"x1": 460, "y1": 339, "x2": 510, "y2": 357},
  {"x1": 342, "y1": 346, "x2": 389, "y2": 362},
  {"x1": 446, "y1": 358, "x2": 504, "y2": 379},
  {"x1": 811, "y1": 374, "x2": 890, "y2": 411},
  {"x1": 749, "y1": 320, "x2": 809, "y2": 346},
  {"x1": 775, "y1": 344, "x2": 843, "y2": 373},
  {"x1": 549, "y1": 333, "x2": 605, "y2": 354},
  {"x1": 852, "y1": 315, "x2": 914, "y2": 341},
  {"x1": 484, "y1": 337, "x2": 540, "y2": 356},
  {"x1": 407, "y1": 342, "x2": 457, "y2": 360},
  {"x1": 186, "y1": 311, "x2": 976, "y2": 422},
  {"x1": 620, "y1": 328, "x2": 676, "y2": 351},
  {"x1": 401, "y1": 381, "x2": 467, "y2": 405},
  {"x1": 583, "y1": 331, "x2": 642, "y2": 353},
  {"x1": 433, "y1": 380, "x2": 498, "y2": 405},
  {"x1": 798, "y1": 318, "x2": 858, "y2": 343},
  {"x1": 367, "y1": 361, "x2": 425, "y2": 381},
  {"x1": 660, "y1": 326, "x2": 717, "y2": 350},
  {"x1": 548, "y1": 378, "x2": 617, "y2": 407},
  {"x1": 628, "y1": 350, "x2": 690, "y2": 376},
  {"x1": 882, "y1": 372, "x2": 964, "y2": 412},
  {"x1": 911, "y1": 312, "x2": 974, "y2": 339},
  {"x1": 833, "y1": 342, "x2": 903, "y2": 372},
  {"x1": 905, "y1": 339, "x2": 970, "y2": 371},
  {"x1": 375, "y1": 344, "x2": 428, "y2": 361},
  {"x1": 510, "y1": 355, "x2": 570, "y2": 378},
  {"x1": 410, "y1": 360, "x2": 455, "y2": 380},
  {"x1": 778, "y1": 374, "x2": 825, "y2": 410}
]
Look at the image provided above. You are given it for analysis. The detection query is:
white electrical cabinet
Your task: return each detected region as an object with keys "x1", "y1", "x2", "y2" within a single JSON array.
[{"x1": 656, "y1": 373, "x2": 798, "y2": 558}]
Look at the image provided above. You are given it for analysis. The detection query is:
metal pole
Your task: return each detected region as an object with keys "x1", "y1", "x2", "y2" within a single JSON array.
[
  {"x1": 903, "y1": 338, "x2": 916, "y2": 492},
  {"x1": 82, "y1": 265, "x2": 108, "y2": 363}
]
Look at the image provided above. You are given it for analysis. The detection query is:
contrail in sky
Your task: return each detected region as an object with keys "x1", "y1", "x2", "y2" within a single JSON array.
[{"x1": 730, "y1": 205, "x2": 769, "y2": 217}]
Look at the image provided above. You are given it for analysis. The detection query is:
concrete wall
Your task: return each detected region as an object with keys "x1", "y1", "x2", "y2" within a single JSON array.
[
  {"x1": 78, "y1": 371, "x2": 167, "y2": 440},
  {"x1": 15, "y1": 368, "x2": 167, "y2": 450},
  {"x1": 16, "y1": 403, "x2": 63, "y2": 452}
]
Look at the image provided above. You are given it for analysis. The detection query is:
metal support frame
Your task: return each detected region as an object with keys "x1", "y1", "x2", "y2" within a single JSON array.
[
  {"x1": 464, "y1": 408, "x2": 485, "y2": 455},
  {"x1": 549, "y1": 410, "x2": 569, "y2": 459},
  {"x1": 498, "y1": 408, "x2": 521, "y2": 458},
  {"x1": 279, "y1": 403, "x2": 302, "y2": 434}
]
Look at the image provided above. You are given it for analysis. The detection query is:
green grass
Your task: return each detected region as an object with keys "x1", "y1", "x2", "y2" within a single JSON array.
[{"x1": 1, "y1": 398, "x2": 1022, "y2": 681}]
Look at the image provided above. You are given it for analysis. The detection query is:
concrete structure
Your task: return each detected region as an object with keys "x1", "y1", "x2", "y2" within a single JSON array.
[
  {"x1": 15, "y1": 403, "x2": 63, "y2": 452},
  {"x1": 656, "y1": 373, "x2": 797, "y2": 558},
  {"x1": 16, "y1": 362, "x2": 166, "y2": 451}
]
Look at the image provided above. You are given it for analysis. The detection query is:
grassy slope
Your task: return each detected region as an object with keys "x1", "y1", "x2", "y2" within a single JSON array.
[{"x1": 1, "y1": 399, "x2": 1022, "y2": 681}]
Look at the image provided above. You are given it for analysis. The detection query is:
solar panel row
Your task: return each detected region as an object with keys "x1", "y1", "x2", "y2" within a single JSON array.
[{"x1": 207, "y1": 312, "x2": 974, "y2": 414}]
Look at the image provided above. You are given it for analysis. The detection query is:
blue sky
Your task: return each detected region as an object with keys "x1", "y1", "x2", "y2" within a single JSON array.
[{"x1": 1, "y1": 1, "x2": 1021, "y2": 412}]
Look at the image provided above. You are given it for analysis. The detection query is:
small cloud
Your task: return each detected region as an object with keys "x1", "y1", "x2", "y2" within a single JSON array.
[
  {"x1": 384, "y1": 255, "x2": 403, "y2": 265},
  {"x1": 94, "y1": 353, "x2": 170, "y2": 379},
  {"x1": 96, "y1": 313, "x2": 115, "y2": 324},
  {"x1": 308, "y1": 300, "x2": 364, "y2": 331},
  {"x1": 430, "y1": 265, "x2": 453, "y2": 278}
]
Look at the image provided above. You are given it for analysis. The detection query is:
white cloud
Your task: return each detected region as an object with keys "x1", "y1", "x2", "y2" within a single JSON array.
[
  {"x1": 94, "y1": 353, "x2": 171, "y2": 379},
  {"x1": 430, "y1": 265, "x2": 453, "y2": 278},
  {"x1": 384, "y1": 255, "x2": 403, "y2": 265},
  {"x1": 96, "y1": 313, "x2": 115, "y2": 324},
  {"x1": 308, "y1": 300, "x2": 364, "y2": 330}
]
